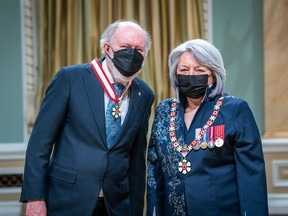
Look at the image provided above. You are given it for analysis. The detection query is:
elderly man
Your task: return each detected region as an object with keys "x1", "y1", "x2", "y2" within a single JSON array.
[{"x1": 20, "y1": 20, "x2": 154, "y2": 216}]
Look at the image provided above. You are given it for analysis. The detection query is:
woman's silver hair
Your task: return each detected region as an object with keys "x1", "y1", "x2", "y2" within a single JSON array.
[
  {"x1": 169, "y1": 39, "x2": 226, "y2": 98},
  {"x1": 100, "y1": 20, "x2": 152, "y2": 55}
]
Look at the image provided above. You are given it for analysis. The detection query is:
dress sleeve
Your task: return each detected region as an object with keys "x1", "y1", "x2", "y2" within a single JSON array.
[
  {"x1": 232, "y1": 99, "x2": 269, "y2": 215},
  {"x1": 146, "y1": 105, "x2": 165, "y2": 216},
  {"x1": 128, "y1": 93, "x2": 154, "y2": 215}
]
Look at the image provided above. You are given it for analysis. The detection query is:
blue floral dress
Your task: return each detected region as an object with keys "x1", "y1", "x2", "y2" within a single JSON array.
[{"x1": 146, "y1": 93, "x2": 268, "y2": 216}]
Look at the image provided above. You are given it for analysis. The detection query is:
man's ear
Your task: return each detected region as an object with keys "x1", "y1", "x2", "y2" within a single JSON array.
[{"x1": 103, "y1": 43, "x2": 110, "y2": 53}]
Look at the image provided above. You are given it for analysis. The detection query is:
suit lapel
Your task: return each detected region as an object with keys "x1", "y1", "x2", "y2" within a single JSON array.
[
  {"x1": 84, "y1": 61, "x2": 145, "y2": 149},
  {"x1": 83, "y1": 64, "x2": 107, "y2": 145},
  {"x1": 123, "y1": 79, "x2": 143, "y2": 125}
]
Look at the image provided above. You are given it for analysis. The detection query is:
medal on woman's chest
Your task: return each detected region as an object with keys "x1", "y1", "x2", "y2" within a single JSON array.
[
  {"x1": 178, "y1": 144, "x2": 191, "y2": 174},
  {"x1": 215, "y1": 137, "x2": 224, "y2": 147},
  {"x1": 169, "y1": 95, "x2": 224, "y2": 174}
]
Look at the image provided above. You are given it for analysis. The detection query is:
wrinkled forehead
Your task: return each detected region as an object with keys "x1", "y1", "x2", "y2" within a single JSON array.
[{"x1": 112, "y1": 23, "x2": 146, "y2": 47}]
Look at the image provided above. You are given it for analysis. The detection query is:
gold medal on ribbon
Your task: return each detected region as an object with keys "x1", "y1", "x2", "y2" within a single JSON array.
[{"x1": 201, "y1": 141, "x2": 208, "y2": 149}]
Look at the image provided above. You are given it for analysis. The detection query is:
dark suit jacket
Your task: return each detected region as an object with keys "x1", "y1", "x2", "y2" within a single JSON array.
[{"x1": 20, "y1": 60, "x2": 154, "y2": 216}]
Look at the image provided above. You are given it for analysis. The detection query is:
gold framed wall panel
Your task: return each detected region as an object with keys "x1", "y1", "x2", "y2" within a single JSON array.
[{"x1": 263, "y1": 139, "x2": 288, "y2": 214}]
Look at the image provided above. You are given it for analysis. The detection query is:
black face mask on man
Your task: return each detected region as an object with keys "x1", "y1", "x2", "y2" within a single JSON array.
[
  {"x1": 177, "y1": 74, "x2": 208, "y2": 99},
  {"x1": 106, "y1": 47, "x2": 144, "y2": 77}
]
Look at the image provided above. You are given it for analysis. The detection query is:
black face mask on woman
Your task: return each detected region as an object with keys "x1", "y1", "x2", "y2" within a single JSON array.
[
  {"x1": 177, "y1": 74, "x2": 208, "y2": 99},
  {"x1": 107, "y1": 48, "x2": 144, "y2": 77}
]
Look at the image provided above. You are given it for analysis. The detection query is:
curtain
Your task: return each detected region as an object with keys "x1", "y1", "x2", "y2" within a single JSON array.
[
  {"x1": 36, "y1": 0, "x2": 205, "y2": 115},
  {"x1": 33, "y1": 0, "x2": 205, "y2": 212}
]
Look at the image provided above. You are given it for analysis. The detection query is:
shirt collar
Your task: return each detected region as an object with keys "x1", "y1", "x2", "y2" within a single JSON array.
[{"x1": 102, "y1": 59, "x2": 115, "y2": 84}]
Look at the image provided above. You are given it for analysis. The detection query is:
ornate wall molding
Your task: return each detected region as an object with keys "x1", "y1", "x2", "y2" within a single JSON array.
[
  {"x1": 0, "y1": 143, "x2": 27, "y2": 160},
  {"x1": 268, "y1": 194, "x2": 288, "y2": 214},
  {"x1": 262, "y1": 138, "x2": 288, "y2": 214},
  {"x1": 0, "y1": 201, "x2": 23, "y2": 216},
  {"x1": 262, "y1": 138, "x2": 288, "y2": 153},
  {"x1": 272, "y1": 160, "x2": 288, "y2": 187},
  {"x1": 24, "y1": 0, "x2": 38, "y2": 135}
]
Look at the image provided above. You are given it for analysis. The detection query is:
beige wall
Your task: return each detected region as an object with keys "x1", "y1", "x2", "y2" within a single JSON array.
[
  {"x1": 264, "y1": 0, "x2": 288, "y2": 138},
  {"x1": 263, "y1": 0, "x2": 288, "y2": 207}
]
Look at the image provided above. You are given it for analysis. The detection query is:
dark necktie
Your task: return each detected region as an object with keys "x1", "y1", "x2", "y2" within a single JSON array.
[{"x1": 105, "y1": 83, "x2": 125, "y2": 148}]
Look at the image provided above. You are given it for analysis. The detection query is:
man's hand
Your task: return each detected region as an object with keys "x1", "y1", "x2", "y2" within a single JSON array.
[{"x1": 25, "y1": 200, "x2": 47, "y2": 216}]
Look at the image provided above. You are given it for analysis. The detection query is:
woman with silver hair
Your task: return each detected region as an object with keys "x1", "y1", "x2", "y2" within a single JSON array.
[{"x1": 146, "y1": 39, "x2": 268, "y2": 216}]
